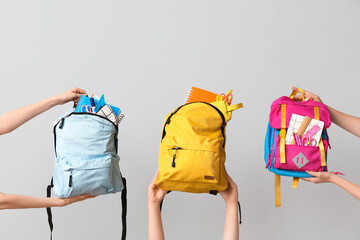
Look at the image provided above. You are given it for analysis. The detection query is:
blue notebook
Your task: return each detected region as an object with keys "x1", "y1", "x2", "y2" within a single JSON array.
[{"x1": 75, "y1": 95, "x2": 121, "y2": 116}]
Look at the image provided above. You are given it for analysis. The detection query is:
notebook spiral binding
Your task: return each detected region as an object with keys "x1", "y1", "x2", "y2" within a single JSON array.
[
  {"x1": 185, "y1": 88, "x2": 193, "y2": 104},
  {"x1": 117, "y1": 112, "x2": 125, "y2": 123}
]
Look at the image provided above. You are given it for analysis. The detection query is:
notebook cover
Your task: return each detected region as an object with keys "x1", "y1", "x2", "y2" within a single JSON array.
[{"x1": 185, "y1": 87, "x2": 218, "y2": 104}]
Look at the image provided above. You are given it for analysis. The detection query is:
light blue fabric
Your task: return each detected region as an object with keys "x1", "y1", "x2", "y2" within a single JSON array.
[{"x1": 52, "y1": 109, "x2": 124, "y2": 198}]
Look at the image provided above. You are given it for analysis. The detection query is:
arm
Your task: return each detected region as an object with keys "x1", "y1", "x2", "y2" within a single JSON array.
[
  {"x1": 219, "y1": 173, "x2": 239, "y2": 240},
  {"x1": 302, "y1": 171, "x2": 360, "y2": 201},
  {"x1": 0, "y1": 87, "x2": 86, "y2": 135},
  {"x1": 292, "y1": 87, "x2": 360, "y2": 200},
  {"x1": 327, "y1": 106, "x2": 360, "y2": 137},
  {"x1": 0, "y1": 192, "x2": 96, "y2": 210},
  {"x1": 148, "y1": 171, "x2": 167, "y2": 240},
  {"x1": 291, "y1": 86, "x2": 360, "y2": 137}
]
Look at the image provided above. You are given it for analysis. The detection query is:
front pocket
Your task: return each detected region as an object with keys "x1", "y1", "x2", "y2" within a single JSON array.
[
  {"x1": 158, "y1": 146, "x2": 223, "y2": 184},
  {"x1": 274, "y1": 137, "x2": 328, "y2": 172},
  {"x1": 53, "y1": 157, "x2": 116, "y2": 197}
]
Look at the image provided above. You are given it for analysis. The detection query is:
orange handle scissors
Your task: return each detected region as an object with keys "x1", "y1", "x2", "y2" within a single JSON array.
[{"x1": 219, "y1": 90, "x2": 233, "y2": 104}]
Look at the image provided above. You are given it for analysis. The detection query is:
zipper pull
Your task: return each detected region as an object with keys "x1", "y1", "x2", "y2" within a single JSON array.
[
  {"x1": 59, "y1": 118, "x2": 65, "y2": 129},
  {"x1": 68, "y1": 170, "x2": 73, "y2": 187},
  {"x1": 172, "y1": 154, "x2": 176, "y2": 168},
  {"x1": 171, "y1": 147, "x2": 180, "y2": 168}
]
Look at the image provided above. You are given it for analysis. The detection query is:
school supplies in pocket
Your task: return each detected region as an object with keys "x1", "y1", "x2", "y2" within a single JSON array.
[
  {"x1": 264, "y1": 88, "x2": 332, "y2": 207},
  {"x1": 286, "y1": 114, "x2": 324, "y2": 146},
  {"x1": 157, "y1": 89, "x2": 243, "y2": 223},
  {"x1": 46, "y1": 105, "x2": 127, "y2": 240}
]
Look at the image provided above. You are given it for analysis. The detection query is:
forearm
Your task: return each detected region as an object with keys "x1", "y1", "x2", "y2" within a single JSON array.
[
  {"x1": 0, "y1": 95, "x2": 60, "y2": 135},
  {"x1": 148, "y1": 202, "x2": 165, "y2": 240},
  {"x1": 328, "y1": 106, "x2": 360, "y2": 137},
  {"x1": 0, "y1": 193, "x2": 61, "y2": 210},
  {"x1": 223, "y1": 201, "x2": 239, "y2": 240},
  {"x1": 331, "y1": 175, "x2": 360, "y2": 201}
]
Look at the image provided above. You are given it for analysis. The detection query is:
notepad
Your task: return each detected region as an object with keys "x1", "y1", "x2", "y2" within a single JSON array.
[
  {"x1": 286, "y1": 114, "x2": 324, "y2": 146},
  {"x1": 185, "y1": 87, "x2": 218, "y2": 104},
  {"x1": 96, "y1": 105, "x2": 119, "y2": 125}
]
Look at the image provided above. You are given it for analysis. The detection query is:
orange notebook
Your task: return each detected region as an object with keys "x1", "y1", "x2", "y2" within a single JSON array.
[{"x1": 185, "y1": 87, "x2": 218, "y2": 104}]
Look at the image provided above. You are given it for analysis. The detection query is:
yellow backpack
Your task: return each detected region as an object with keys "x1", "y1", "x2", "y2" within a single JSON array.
[{"x1": 156, "y1": 91, "x2": 243, "y2": 193}]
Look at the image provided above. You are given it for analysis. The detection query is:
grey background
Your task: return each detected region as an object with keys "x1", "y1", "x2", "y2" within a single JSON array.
[{"x1": 0, "y1": 0, "x2": 359, "y2": 239}]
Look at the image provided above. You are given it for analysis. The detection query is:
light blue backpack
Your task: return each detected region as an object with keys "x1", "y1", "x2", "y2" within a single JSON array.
[{"x1": 46, "y1": 109, "x2": 127, "y2": 240}]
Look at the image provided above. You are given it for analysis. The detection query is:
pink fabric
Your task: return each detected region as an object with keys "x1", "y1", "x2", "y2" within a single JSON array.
[
  {"x1": 274, "y1": 137, "x2": 328, "y2": 172},
  {"x1": 269, "y1": 97, "x2": 331, "y2": 129}
]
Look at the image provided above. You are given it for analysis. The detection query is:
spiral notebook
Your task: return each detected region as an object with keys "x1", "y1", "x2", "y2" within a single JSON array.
[{"x1": 185, "y1": 87, "x2": 218, "y2": 104}]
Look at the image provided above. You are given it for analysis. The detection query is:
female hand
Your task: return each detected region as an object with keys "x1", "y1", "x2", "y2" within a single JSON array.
[
  {"x1": 301, "y1": 171, "x2": 335, "y2": 184},
  {"x1": 56, "y1": 87, "x2": 87, "y2": 105},
  {"x1": 291, "y1": 86, "x2": 323, "y2": 103},
  {"x1": 56, "y1": 193, "x2": 97, "y2": 207},
  {"x1": 219, "y1": 173, "x2": 239, "y2": 205},
  {"x1": 148, "y1": 170, "x2": 168, "y2": 205}
]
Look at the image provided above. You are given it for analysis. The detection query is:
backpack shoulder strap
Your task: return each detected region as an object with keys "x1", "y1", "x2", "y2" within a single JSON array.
[
  {"x1": 121, "y1": 178, "x2": 127, "y2": 240},
  {"x1": 292, "y1": 177, "x2": 299, "y2": 188},
  {"x1": 275, "y1": 174, "x2": 281, "y2": 207},
  {"x1": 46, "y1": 178, "x2": 54, "y2": 240},
  {"x1": 46, "y1": 177, "x2": 128, "y2": 240}
]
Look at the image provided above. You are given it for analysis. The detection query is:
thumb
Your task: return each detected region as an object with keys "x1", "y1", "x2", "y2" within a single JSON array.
[
  {"x1": 291, "y1": 86, "x2": 299, "y2": 92},
  {"x1": 306, "y1": 171, "x2": 319, "y2": 177}
]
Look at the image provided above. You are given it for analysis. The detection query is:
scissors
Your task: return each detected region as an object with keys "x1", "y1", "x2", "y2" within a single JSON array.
[
  {"x1": 81, "y1": 105, "x2": 95, "y2": 113},
  {"x1": 219, "y1": 90, "x2": 233, "y2": 104},
  {"x1": 302, "y1": 136, "x2": 317, "y2": 146}
]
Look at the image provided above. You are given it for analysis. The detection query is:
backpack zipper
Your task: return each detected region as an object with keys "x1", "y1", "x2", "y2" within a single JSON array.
[
  {"x1": 68, "y1": 169, "x2": 73, "y2": 187},
  {"x1": 53, "y1": 112, "x2": 119, "y2": 158},
  {"x1": 171, "y1": 147, "x2": 182, "y2": 168},
  {"x1": 161, "y1": 102, "x2": 226, "y2": 146}
]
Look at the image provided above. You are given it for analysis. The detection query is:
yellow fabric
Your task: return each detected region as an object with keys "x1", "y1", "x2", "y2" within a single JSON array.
[
  {"x1": 280, "y1": 104, "x2": 286, "y2": 164},
  {"x1": 275, "y1": 174, "x2": 281, "y2": 207},
  {"x1": 314, "y1": 107, "x2": 326, "y2": 166},
  {"x1": 292, "y1": 177, "x2": 299, "y2": 188},
  {"x1": 289, "y1": 88, "x2": 305, "y2": 101},
  {"x1": 314, "y1": 106, "x2": 320, "y2": 120},
  {"x1": 156, "y1": 99, "x2": 242, "y2": 193},
  {"x1": 228, "y1": 103, "x2": 243, "y2": 112},
  {"x1": 319, "y1": 139, "x2": 326, "y2": 166},
  {"x1": 216, "y1": 95, "x2": 223, "y2": 102}
]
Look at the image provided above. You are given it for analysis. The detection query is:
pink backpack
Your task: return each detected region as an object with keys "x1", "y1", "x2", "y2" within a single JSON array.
[{"x1": 264, "y1": 89, "x2": 332, "y2": 207}]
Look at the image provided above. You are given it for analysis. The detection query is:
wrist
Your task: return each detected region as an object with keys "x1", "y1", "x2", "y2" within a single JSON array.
[
  {"x1": 225, "y1": 199, "x2": 238, "y2": 207},
  {"x1": 53, "y1": 198, "x2": 66, "y2": 207},
  {"x1": 148, "y1": 200, "x2": 162, "y2": 212},
  {"x1": 329, "y1": 173, "x2": 340, "y2": 184},
  {"x1": 148, "y1": 199, "x2": 162, "y2": 206}
]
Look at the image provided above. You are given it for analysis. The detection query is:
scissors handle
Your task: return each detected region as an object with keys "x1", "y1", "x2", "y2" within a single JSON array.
[
  {"x1": 302, "y1": 137, "x2": 317, "y2": 146},
  {"x1": 226, "y1": 93, "x2": 233, "y2": 104},
  {"x1": 219, "y1": 90, "x2": 233, "y2": 104},
  {"x1": 81, "y1": 105, "x2": 95, "y2": 113}
]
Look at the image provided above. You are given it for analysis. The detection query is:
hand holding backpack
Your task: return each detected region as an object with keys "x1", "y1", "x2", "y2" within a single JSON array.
[
  {"x1": 156, "y1": 90, "x2": 243, "y2": 222},
  {"x1": 46, "y1": 104, "x2": 127, "y2": 239}
]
